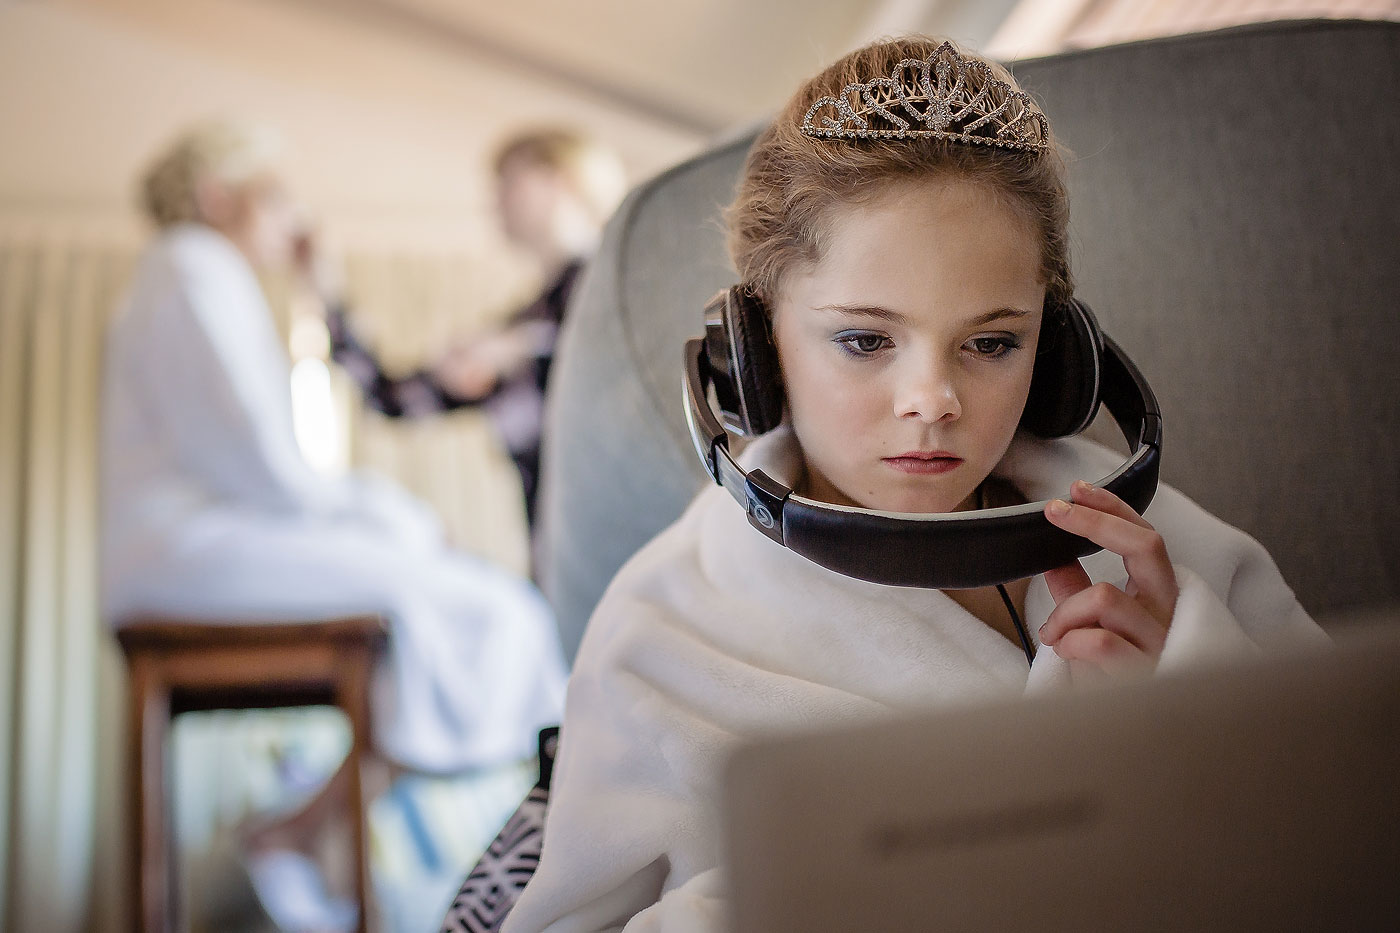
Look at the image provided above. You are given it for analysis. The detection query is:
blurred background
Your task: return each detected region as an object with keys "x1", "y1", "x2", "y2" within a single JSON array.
[{"x1": 1, "y1": 1, "x2": 1395, "y2": 932}]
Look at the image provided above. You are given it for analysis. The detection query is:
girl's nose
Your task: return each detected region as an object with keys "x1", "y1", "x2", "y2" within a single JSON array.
[{"x1": 893, "y1": 359, "x2": 961, "y2": 423}]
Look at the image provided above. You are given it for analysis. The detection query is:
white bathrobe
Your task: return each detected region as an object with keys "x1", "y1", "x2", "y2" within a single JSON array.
[
  {"x1": 101, "y1": 223, "x2": 566, "y2": 772},
  {"x1": 504, "y1": 425, "x2": 1325, "y2": 933}
]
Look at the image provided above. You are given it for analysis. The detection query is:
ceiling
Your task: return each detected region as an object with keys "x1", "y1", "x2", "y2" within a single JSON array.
[
  {"x1": 302, "y1": 0, "x2": 879, "y2": 135},
  {"x1": 284, "y1": 0, "x2": 1025, "y2": 135},
  {"x1": 43, "y1": 0, "x2": 1023, "y2": 140},
  {"x1": 0, "y1": 0, "x2": 1019, "y2": 248}
]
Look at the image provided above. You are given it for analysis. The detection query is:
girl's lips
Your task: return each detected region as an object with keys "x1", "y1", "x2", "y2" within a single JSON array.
[{"x1": 882, "y1": 454, "x2": 964, "y2": 475}]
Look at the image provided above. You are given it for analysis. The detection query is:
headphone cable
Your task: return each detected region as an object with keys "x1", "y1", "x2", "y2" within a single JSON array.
[{"x1": 979, "y1": 482, "x2": 1036, "y2": 668}]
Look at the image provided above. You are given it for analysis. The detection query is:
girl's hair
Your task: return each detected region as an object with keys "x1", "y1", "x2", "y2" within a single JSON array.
[
  {"x1": 726, "y1": 36, "x2": 1072, "y2": 312},
  {"x1": 493, "y1": 128, "x2": 627, "y2": 225},
  {"x1": 140, "y1": 120, "x2": 283, "y2": 228}
]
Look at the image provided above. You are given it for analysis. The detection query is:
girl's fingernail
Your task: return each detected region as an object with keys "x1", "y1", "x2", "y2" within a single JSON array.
[
  {"x1": 1048, "y1": 499, "x2": 1071, "y2": 516},
  {"x1": 1073, "y1": 479, "x2": 1092, "y2": 494}
]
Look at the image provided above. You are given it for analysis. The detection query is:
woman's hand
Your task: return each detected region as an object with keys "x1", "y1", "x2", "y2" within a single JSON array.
[
  {"x1": 1038, "y1": 480, "x2": 1179, "y2": 680},
  {"x1": 434, "y1": 330, "x2": 524, "y2": 399},
  {"x1": 434, "y1": 323, "x2": 548, "y2": 399},
  {"x1": 434, "y1": 343, "x2": 502, "y2": 400},
  {"x1": 291, "y1": 227, "x2": 344, "y2": 306}
]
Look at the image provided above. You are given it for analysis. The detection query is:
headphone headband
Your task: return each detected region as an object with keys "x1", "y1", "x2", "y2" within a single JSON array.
[{"x1": 683, "y1": 321, "x2": 1162, "y2": 589}]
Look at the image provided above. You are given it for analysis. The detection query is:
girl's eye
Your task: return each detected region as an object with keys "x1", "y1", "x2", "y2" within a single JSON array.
[
  {"x1": 835, "y1": 332, "x2": 891, "y2": 356},
  {"x1": 968, "y1": 336, "x2": 1021, "y2": 359}
]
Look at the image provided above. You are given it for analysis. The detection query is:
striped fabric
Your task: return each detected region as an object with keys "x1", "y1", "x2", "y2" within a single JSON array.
[{"x1": 442, "y1": 727, "x2": 559, "y2": 933}]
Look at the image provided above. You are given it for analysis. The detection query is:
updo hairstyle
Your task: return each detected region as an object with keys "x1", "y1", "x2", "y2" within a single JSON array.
[
  {"x1": 140, "y1": 120, "x2": 283, "y2": 229},
  {"x1": 726, "y1": 37, "x2": 1073, "y2": 314}
]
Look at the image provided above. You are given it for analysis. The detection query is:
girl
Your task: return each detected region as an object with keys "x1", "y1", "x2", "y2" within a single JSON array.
[{"x1": 502, "y1": 37, "x2": 1323, "y2": 933}]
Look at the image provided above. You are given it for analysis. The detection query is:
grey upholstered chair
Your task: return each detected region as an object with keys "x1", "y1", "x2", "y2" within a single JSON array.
[{"x1": 537, "y1": 19, "x2": 1400, "y2": 664}]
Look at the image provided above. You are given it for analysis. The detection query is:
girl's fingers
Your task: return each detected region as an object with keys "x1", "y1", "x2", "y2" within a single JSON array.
[
  {"x1": 1051, "y1": 624, "x2": 1141, "y2": 663},
  {"x1": 1038, "y1": 582, "x2": 1169, "y2": 655},
  {"x1": 1043, "y1": 558, "x2": 1093, "y2": 606},
  {"x1": 1057, "y1": 627, "x2": 1156, "y2": 681},
  {"x1": 1068, "y1": 658, "x2": 1113, "y2": 686},
  {"x1": 1067, "y1": 480, "x2": 1153, "y2": 529},
  {"x1": 1044, "y1": 486, "x2": 1178, "y2": 625}
]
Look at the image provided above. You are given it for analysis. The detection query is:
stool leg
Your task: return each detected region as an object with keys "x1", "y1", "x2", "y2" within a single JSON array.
[
  {"x1": 129, "y1": 657, "x2": 174, "y2": 933},
  {"x1": 338, "y1": 649, "x2": 376, "y2": 933}
]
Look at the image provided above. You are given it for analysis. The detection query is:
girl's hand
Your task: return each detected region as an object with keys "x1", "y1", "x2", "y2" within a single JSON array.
[{"x1": 1038, "y1": 480, "x2": 1179, "y2": 680}]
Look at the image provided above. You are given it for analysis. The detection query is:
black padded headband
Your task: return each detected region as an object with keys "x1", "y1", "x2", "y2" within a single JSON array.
[{"x1": 683, "y1": 333, "x2": 1161, "y2": 589}]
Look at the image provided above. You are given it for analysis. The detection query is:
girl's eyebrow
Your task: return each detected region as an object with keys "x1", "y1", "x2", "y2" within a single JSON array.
[
  {"x1": 813, "y1": 304, "x2": 911, "y2": 323},
  {"x1": 965, "y1": 307, "x2": 1034, "y2": 327},
  {"x1": 813, "y1": 304, "x2": 1033, "y2": 326}
]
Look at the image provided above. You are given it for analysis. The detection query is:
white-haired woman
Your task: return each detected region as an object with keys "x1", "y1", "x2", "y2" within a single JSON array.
[{"x1": 102, "y1": 120, "x2": 567, "y2": 931}]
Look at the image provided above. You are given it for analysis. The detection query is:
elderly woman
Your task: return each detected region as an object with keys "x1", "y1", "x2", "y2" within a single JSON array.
[{"x1": 102, "y1": 120, "x2": 567, "y2": 930}]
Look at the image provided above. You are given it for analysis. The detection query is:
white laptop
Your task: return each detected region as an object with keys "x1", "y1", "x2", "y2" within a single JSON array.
[{"x1": 723, "y1": 625, "x2": 1400, "y2": 932}]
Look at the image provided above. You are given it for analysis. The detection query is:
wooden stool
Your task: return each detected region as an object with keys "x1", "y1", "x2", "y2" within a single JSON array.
[{"x1": 116, "y1": 615, "x2": 389, "y2": 933}]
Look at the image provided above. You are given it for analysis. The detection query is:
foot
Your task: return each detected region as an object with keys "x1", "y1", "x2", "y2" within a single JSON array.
[{"x1": 244, "y1": 848, "x2": 357, "y2": 933}]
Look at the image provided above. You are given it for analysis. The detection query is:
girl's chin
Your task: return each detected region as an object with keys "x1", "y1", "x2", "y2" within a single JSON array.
[
  {"x1": 799, "y1": 471, "x2": 973, "y2": 514},
  {"x1": 863, "y1": 496, "x2": 963, "y2": 515},
  {"x1": 817, "y1": 488, "x2": 967, "y2": 515}
]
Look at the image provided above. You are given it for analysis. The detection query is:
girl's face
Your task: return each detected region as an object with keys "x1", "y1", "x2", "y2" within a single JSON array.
[{"x1": 771, "y1": 176, "x2": 1046, "y2": 514}]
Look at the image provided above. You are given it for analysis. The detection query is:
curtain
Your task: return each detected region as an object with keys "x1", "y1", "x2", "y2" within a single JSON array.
[
  {"x1": 0, "y1": 225, "x2": 537, "y2": 932},
  {"x1": 0, "y1": 235, "x2": 133, "y2": 933}
]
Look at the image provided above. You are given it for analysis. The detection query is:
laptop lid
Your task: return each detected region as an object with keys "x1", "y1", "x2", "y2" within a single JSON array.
[{"x1": 724, "y1": 627, "x2": 1400, "y2": 932}]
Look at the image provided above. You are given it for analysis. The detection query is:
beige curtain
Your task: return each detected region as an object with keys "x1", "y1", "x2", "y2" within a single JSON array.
[
  {"x1": 0, "y1": 226, "x2": 535, "y2": 932},
  {"x1": 0, "y1": 235, "x2": 134, "y2": 933}
]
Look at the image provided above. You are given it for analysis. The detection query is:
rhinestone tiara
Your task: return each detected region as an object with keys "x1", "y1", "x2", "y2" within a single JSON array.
[{"x1": 800, "y1": 42, "x2": 1050, "y2": 152}]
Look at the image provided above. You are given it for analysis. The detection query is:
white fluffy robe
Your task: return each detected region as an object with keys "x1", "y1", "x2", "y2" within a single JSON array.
[
  {"x1": 505, "y1": 426, "x2": 1325, "y2": 933},
  {"x1": 101, "y1": 224, "x2": 565, "y2": 772}
]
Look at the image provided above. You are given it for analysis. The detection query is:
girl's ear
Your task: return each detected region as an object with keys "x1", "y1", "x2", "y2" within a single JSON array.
[
  {"x1": 726, "y1": 287, "x2": 786, "y2": 435},
  {"x1": 1020, "y1": 297, "x2": 1104, "y2": 439},
  {"x1": 1034, "y1": 295, "x2": 1062, "y2": 355},
  {"x1": 705, "y1": 285, "x2": 787, "y2": 436}
]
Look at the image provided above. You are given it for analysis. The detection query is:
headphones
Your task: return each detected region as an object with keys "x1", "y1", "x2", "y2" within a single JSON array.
[{"x1": 683, "y1": 286, "x2": 1162, "y2": 589}]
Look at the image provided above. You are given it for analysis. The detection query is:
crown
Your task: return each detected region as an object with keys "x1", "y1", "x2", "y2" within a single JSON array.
[{"x1": 800, "y1": 42, "x2": 1050, "y2": 152}]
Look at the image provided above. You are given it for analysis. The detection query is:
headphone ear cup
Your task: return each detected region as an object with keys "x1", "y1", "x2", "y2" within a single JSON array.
[
  {"x1": 723, "y1": 286, "x2": 785, "y2": 435},
  {"x1": 1021, "y1": 297, "x2": 1104, "y2": 438}
]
